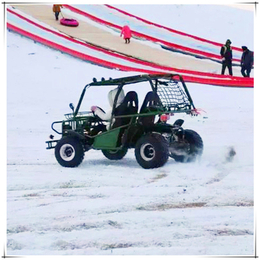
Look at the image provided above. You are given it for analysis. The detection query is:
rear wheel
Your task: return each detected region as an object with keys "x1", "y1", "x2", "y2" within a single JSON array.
[
  {"x1": 55, "y1": 136, "x2": 84, "y2": 167},
  {"x1": 102, "y1": 148, "x2": 128, "y2": 160},
  {"x1": 135, "y1": 133, "x2": 168, "y2": 169},
  {"x1": 170, "y1": 129, "x2": 203, "y2": 162}
]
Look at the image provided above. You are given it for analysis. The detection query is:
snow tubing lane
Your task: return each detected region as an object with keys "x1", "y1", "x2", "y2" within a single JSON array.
[
  {"x1": 63, "y1": 4, "x2": 241, "y2": 63},
  {"x1": 7, "y1": 8, "x2": 253, "y2": 87},
  {"x1": 104, "y1": 4, "x2": 245, "y2": 53},
  {"x1": 104, "y1": 4, "x2": 251, "y2": 61},
  {"x1": 8, "y1": 7, "x2": 250, "y2": 82},
  {"x1": 8, "y1": 23, "x2": 252, "y2": 88},
  {"x1": 7, "y1": 23, "x2": 161, "y2": 74},
  {"x1": 8, "y1": 5, "x2": 247, "y2": 82}
]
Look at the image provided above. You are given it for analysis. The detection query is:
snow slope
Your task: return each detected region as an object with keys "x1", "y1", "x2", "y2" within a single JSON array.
[
  {"x1": 7, "y1": 4, "x2": 254, "y2": 86},
  {"x1": 67, "y1": 4, "x2": 244, "y2": 61},
  {"x1": 113, "y1": 4, "x2": 254, "y2": 50},
  {"x1": 6, "y1": 4, "x2": 255, "y2": 256}
]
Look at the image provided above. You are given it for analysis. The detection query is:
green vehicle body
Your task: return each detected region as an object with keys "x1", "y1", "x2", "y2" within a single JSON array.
[{"x1": 46, "y1": 73, "x2": 203, "y2": 169}]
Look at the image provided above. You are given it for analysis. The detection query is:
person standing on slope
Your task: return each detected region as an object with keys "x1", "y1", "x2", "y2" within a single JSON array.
[
  {"x1": 220, "y1": 39, "x2": 233, "y2": 76},
  {"x1": 53, "y1": 4, "x2": 63, "y2": 21},
  {"x1": 241, "y1": 46, "x2": 254, "y2": 77},
  {"x1": 120, "y1": 24, "x2": 132, "y2": 44}
]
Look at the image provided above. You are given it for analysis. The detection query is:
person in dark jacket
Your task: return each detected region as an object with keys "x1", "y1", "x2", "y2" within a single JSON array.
[
  {"x1": 220, "y1": 39, "x2": 233, "y2": 76},
  {"x1": 241, "y1": 46, "x2": 254, "y2": 77}
]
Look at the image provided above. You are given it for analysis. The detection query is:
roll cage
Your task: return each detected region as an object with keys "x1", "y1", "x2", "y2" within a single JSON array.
[{"x1": 73, "y1": 73, "x2": 196, "y2": 121}]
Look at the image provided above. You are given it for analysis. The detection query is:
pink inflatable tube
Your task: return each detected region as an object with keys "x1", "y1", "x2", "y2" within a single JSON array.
[{"x1": 60, "y1": 18, "x2": 79, "y2": 27}]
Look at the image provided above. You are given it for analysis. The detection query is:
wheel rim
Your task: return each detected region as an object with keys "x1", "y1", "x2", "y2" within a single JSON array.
[
  {"x1": 140, "y1": 143, "x2": 155, "y2": 161},
  {"x1": 60, "y1": 144, "x2": 75, "y2": 161}
]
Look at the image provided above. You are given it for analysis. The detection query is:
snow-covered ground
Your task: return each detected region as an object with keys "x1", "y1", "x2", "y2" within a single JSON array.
[{"x1": 5, "y1": 3, "x2": 256, "y2": 257}]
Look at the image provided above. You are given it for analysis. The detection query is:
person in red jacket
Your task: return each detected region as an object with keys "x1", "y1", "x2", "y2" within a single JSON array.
[{"x1": 120, "y1": 24, "x2": 132, "y2": 44}]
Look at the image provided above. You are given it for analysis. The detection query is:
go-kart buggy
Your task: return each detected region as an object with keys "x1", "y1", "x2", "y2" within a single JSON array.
[{"x1": 46, "y1": 73, "x2": 203, "y2": 169}]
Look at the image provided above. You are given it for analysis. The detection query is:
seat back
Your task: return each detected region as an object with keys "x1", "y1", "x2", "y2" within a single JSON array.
[
  {"x1": 138, "y1": 91, "x2": 161, "y2": 126},
  {"x1": 112, "y1": 91, "x2": 138, "y2": 128}
]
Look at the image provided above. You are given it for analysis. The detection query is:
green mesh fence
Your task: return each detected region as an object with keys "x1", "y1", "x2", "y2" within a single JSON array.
[{"x1": 155, "y1": 79, "x2": 192, "y2": 111}]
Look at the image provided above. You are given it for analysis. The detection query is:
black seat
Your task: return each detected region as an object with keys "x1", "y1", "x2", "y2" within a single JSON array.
[
  {"x1": 112, "y1": 91, "x2": 138, "y2": 128},
  {"x1": 138, "y1": 91, "x2": 161, "y2": 126}
]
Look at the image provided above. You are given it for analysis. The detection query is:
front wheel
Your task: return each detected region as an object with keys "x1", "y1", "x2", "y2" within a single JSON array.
[
  {"x1": 102, "y1": 148, "x2": 128, "y2": 160},
  {"x1": 169, "y1": 129, "x2": 203, "y2": 162},
  {"x1": 135, "y1": 133, "x2": 168, "y2": 169},
  {"x1": 55, "y1": 136, "x2": 84, "y2": 167}
]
